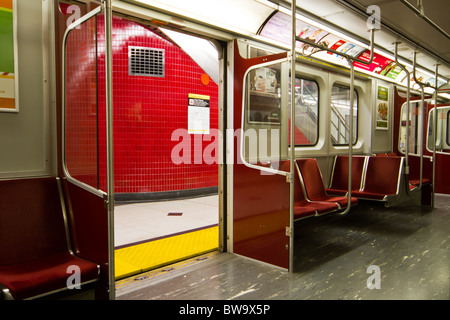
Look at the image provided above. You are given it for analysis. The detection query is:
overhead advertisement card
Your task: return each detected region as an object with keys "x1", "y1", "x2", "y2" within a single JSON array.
[
  {"x1": 259, "y1": 11, "x2": 291, "y2": 45},
  {"x1": 188, "y1": 93, "x2": 210, "y2": 135},
  {"x1": 259, "y1": 11, "x2": 330, "y2": 53},
  {"x1": 380, "y1": 62, "x2": 403, "y2": 80},
  {"x1": 336, "y1": 42, "x2": 365, "y2": 59},
  {"x1": 354, "y1": 50, "x2": 393, "y2": 74}
]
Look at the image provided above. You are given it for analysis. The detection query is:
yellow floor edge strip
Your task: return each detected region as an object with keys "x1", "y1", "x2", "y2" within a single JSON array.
[{"x1": 114, "y1": 226, "x2": 219, "y2": 280}]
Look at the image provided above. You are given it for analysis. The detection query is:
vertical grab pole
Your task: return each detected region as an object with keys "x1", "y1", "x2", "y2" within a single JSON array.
[
  {"x1": 341, "y1": 57, "x2": 355, "y2": 216},
  {"x1": 432, "y1": 64, "x2": 439, "y2": 208},
  {"x1": 289, "y1": 0, "x2": 296, "y2": 273},
  {"x1": 394, "y1": 43, "x2": 411, "y2": 180},
  {"x1": 104, "y1": 0, "x2": 115, "y2": 300},
  {"x1": 412, "y1": 52, "x2": 433, "y2": 190},
  {"x1": 412, "y1": 52, "x2": 424, "y2": 189}
]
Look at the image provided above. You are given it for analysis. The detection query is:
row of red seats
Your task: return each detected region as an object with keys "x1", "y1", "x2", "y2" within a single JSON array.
[
  {"x1": 278, "y1": 155, "x2": 408, "y2": 221},
  {"x1": 326, "y1": 155, "x2": 405, "y2": 201}
]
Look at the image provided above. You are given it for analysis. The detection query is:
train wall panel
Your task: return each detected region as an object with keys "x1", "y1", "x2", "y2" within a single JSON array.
[
  {"x1": 370, "y1": 81, "x2": 394, "y2": 154},
  {"x1": 0, "y1": 0, "x2": 54, "y2": 178}
]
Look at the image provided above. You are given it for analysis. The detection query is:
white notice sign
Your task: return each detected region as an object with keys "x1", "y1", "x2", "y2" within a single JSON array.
[{"x1": 188, "y1": 93, "x2": 210, "y2": 135}]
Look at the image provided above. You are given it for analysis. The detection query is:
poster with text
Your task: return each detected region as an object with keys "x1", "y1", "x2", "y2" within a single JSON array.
[
  {"x1": 0, "y1": 0, "x2": 17, "y2": 112},
  {"x1": 188, "y1": 94, "x2": 210, "y2": 135},
  {"x1": 376, "y1": 85, "x2": 389, "y2": 130}
]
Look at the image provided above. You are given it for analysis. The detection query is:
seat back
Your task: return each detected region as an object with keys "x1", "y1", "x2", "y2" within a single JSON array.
[
  {"x1": 0, "y1": 178, "x2": 69, "y2": 266},
  {"x1": 295, "y1": 159, "x2": 327, "y2": 200},
  {"x1": 278, "y1": 160, "x2": 307, "y2": 202},
  {"x1": 362, "y1": 156, "x2": 403, "y2": 195},
  {"x1": 329, "y1": 156, "x2": 366, "y2": 191}
]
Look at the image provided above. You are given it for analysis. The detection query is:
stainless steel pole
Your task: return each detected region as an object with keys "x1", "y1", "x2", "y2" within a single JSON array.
[
  {"x1": 345, "y1": 57, "x2": 354, "y2": 215},
  {"x1": 104, "y1": 0, "x2": 115, "y2": 300},
  {"x1": 289, "y1": 0, "x2": 296, "y2": 273},
  {"x1": 413, "y1": 52, "x2": 425, "y2": 190},
  {"x1": 394, "y1": 43, "x2": 411, "y2": 179},
  {"x1": 433, "y1": 64, "x2": 439, "y2": 208}
]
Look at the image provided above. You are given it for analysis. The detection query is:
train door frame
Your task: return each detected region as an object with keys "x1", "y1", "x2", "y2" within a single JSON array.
[
  {"x1": 61, "y1": 3, "x2": 113, "y2": 299},
  {"x1": 107, "y1": 10, "x2": 228, "y2": 267},
  {"x1": 62, "y1": 2, "x2": 229, "y2": 297}
]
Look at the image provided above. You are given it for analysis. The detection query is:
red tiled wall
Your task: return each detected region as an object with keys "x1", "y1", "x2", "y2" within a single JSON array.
[{"x1": 65, "y1": 10, "x2": 219, "y2": 194}]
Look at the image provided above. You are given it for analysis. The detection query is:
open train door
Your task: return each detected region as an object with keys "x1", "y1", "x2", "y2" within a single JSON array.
[
  {"x1": 59, "y1": 3, "x2": 114, "y2": 299},
  {"x1": 230, "y1": 39, "x2": 293, "y2": 270}
]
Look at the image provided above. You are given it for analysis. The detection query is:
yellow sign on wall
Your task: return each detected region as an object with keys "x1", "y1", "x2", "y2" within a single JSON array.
[{"x1": 0, "y1": 0, "x2": 17, "y2": 112}]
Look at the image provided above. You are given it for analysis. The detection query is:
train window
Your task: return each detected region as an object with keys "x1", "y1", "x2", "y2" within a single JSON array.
[
  {"x1": 427, "y1": 107, "x2": 450, "y2": 152},
  {"x1": 243, "y1": 61, "x2": 283, "y2": 164},
  {"x1": 249, "y1": 46, "x2": 275, "y2": 58},
  {"x1": 64, "y1": 12, "x2": 105, "y2": 192},
  {"x1": 427, "y1": 108, "x2": 438, "y2": 151},
  {"x1": 247, "y1": 66, "x2": 281, "y2": 124},
  {"x1": 289, "y1": 78, "x2": 319, "y2": 146},
  {"x1": 331, "y1": 85, "x2": 358, "y2": 146},
  {"x1": 399, "y1": 101, "x2": 423, "y2": 155}
]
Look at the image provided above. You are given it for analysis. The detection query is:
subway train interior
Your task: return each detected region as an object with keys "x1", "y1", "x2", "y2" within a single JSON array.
[{"x1": 0, "y1": 0, "x2": 449, "y2": 303}]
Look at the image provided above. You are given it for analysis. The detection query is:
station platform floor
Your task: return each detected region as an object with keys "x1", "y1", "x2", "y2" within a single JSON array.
[
  {"x1": 114, "y1": 195, "x2": 219, "y2": 280},
  {"x1": 116, "y1": 194, "x2": 450, "y2": 300},
  {"x1": 114, "y1": 194, "x2": 219, "y2": 248}
]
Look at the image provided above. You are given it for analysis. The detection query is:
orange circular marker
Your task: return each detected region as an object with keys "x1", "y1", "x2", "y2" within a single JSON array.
[{"x1": 201, "y1": 74, "x2": 210, "y2": 86}]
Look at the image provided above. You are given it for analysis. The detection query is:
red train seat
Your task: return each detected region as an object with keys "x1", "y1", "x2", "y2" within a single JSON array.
[
  {"x1": 0, "y1": 177, "x2": 99, "y2": 300},
  {"x1": 326, "y1": 155, "x2": 366, "y2": 196},
  {"x1": 278, "y1": 161, "x2": 338, "y2": 220},
  {"x1": 295, "y1": 159, "x2": 358, "y2": 208},
  {"x1": 352, "y1": 156, "x2": 403, "y2": 201}
]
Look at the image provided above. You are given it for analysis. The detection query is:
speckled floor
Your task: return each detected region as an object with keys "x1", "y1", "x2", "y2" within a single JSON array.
[{"x1": 116, "y1": 194, "x2": 450, "y2": 300}]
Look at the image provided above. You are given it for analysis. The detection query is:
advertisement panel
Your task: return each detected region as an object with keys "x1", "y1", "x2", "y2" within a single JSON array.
[{"x1": 0, "y1": 0, "x2": 17, "y2": 112}]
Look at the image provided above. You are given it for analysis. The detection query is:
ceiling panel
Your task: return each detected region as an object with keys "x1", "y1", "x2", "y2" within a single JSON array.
[{"x1": 130, "y1": 0, "x2": 276, "y2": 34}]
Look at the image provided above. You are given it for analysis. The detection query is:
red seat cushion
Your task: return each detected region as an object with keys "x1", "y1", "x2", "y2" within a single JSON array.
[
  {"x1": 305, "y1": 200, "x2": 340, "y2": 214},
  {"x1": 0, "y1": 252, "x2": 99, "y2": 300},
  {"x1": 293, "y1": 201, "x2": 317, "y2": 220},
  {"x1": 351, "y1": 190, "x2": 386, "y2": 200},
  {"x1": 325, "y1": 188, "x2": 347, "y2": 196},
  {"x1": 409, "y1": 178, "x2": 431, "y2": 186},
  {"x1": 314, "y1": 195, "x2": 358, "y2": 207}
]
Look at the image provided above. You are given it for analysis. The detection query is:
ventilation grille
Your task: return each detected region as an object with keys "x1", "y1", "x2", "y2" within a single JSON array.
[{"x1": 129, "y1": 46, "x2": 165, "y2": 77}]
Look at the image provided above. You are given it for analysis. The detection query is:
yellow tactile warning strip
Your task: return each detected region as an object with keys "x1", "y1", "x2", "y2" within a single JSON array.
[{"x1": 114, "y1": 226, "x2": 219, "y2": 280}]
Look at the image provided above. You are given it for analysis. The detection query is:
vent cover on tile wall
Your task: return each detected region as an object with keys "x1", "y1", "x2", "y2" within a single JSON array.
[{"x1": 129, "y1": 46, "x2": 165, "y2": 77}]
